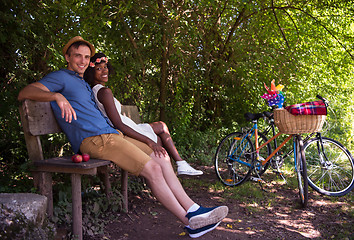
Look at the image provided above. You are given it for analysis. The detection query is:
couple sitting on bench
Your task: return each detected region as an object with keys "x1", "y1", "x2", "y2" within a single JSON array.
[{"x1": 18, "y1": 36, "x2": 228, "y2": 238}]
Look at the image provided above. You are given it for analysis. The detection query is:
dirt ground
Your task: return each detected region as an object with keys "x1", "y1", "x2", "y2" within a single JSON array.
[{"x1": 86, "y1": 166, "x2": 353, "y2": 240}]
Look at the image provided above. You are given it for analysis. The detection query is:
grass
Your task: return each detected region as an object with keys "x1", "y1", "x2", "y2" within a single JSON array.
[{"x1": 181, "y1": 162, "x2": 354, "y2": 218}]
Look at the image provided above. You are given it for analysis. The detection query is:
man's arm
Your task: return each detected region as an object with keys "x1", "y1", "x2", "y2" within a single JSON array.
[{"x1": 18, "y1": 82, "x2": 77, "y2": 123}]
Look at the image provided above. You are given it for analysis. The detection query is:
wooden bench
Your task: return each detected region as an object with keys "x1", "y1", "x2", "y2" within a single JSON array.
[{"x1": 19, "y1": 99, "x2": 141, "y2": 240}]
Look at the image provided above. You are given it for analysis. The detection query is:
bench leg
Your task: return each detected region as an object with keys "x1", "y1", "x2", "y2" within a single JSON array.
[
  {"x1": 97, "y1": 166, "x2": 112, "y2": 196},
  {"x1": 71, "y1": 173, "x2": 82, "y2": 240},
  {"x1": 35, "y1": 172, "x2": 53, "y2": 217},
  {"x1": 121, "y1": 169, "x2": 128, "y2": 212}
]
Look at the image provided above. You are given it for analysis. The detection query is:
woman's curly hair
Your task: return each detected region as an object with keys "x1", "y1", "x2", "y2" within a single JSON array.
[{"x1": 84, "y1": 52, "x2": 114, "y2": 86}]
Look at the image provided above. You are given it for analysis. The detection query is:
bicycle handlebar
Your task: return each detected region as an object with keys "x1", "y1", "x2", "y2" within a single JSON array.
[{"x1": 316, "y1": 95, "x2": 329, "y2": 107}]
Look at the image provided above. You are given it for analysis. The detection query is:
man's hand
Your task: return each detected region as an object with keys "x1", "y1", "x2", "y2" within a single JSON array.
[
  {"x1": 18, "y1": 82, "x2": 77, "y2": 123},
  {"x1": 55, "y1": 93, "x2": 77, "y2": 123}
]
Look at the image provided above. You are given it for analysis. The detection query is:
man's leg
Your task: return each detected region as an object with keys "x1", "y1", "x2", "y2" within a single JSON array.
[
  {"x1": 146, "y1": 152, "x2": 194, "y2": 211},
  {"x1": 141, "y1": 153, "x2": 228, "y2": 230},
  {"x1": 139, "y1": 159, "x2": 190, "y2": 225}
]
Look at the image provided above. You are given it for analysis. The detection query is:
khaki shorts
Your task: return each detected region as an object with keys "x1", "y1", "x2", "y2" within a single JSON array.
[{"x1": 80, "y1": 132, "x2": 152, "y2": 176}]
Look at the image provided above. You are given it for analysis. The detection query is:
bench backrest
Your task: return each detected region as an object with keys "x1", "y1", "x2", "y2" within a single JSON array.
[{"x1": 19, "y1": 99, "x2": 141, "y2": 161}]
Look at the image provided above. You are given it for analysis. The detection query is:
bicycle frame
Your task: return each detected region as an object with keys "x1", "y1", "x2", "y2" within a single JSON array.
[
  {"x1": 261, "y1": 117, "x2": 326, "y2": 163},
  {"x1": 237, "y1": 120, "x2": 294, "y2": 169},
  {"x1": 256, "y1": 131, "x2": 293, "y2": 166}
]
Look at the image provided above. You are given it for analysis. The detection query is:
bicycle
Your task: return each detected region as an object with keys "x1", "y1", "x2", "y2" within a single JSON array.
[
  {"x1": 215, "y1": 95, "x2": 354, "y2": 198},
  {"x1": 214, "y1": 111, "x2": 309, "y2": 207}
]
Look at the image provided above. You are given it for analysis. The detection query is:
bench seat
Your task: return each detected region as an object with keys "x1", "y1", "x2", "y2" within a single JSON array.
[{"x1": 33, "y1": 157, "x2": 111, "y2": 175}]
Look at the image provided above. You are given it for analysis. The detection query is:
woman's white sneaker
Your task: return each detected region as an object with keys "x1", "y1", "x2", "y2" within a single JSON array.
[{"x1": 177, "y1": 161, "x2": 203, "y2": 176}]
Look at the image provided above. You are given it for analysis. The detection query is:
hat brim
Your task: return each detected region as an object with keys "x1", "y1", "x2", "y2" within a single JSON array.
[{"x1": 62, "y1": 36, "x2": 95, "y2": 57}]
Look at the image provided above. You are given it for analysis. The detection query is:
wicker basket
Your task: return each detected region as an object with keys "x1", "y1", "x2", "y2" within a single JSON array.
[{"x1": 274, "y1": 108, "x2": 326, "y2": 134}]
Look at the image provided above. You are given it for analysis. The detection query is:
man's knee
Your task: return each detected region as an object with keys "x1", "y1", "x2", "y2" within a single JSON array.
[
  {"x1": 141, "y1": 160, "x2": 164, "y2": 181},
  {"x1": 161, "y1": 153, "x2": 171, "y2": 163},
  {"x1": 151, "y1": 153, "x2": 172, "y2": 166}
]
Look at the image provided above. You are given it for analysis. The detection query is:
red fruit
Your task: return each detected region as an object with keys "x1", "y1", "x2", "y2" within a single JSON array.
[
  {"x1": 82, "y1": 153, "x2": 90, "y2": 162},
  {"x1": 71, "y1": 154, "x2": 82, "y2": 163}
]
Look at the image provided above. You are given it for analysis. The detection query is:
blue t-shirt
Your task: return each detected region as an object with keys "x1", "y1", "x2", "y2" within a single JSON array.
[{"x1": 39, "y1": 69, "x2": 118, "y2": 153}]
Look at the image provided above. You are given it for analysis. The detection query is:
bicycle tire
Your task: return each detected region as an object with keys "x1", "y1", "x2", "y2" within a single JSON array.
[
  {"x1": 214, "y1": 132, "x2": 254, "y2": 186},
  {"x1": 252, "y1": 131, "x2": 272, "y2": 176},
  {"x1": 304, "y1": 137, "x2": 354, "y2": 196},
  {"x1": 295, "y1": 135, "x2": 308, "y2": 208}
]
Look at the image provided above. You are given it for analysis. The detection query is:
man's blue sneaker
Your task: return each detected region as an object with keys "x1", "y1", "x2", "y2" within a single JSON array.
[
  {"x1": 185, "y1": 222, "x2": 221, "y2": 238},
  {"x1": 186, "y1": 206, "x2": 228, "y2": 229}
]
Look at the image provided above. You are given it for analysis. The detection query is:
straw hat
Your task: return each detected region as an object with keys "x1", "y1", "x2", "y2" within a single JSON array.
[{"x1": 62, "y1": 36, "x2": 95, "y2": 57}]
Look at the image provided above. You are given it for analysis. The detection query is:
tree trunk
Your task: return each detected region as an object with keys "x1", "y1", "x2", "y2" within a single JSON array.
[{"x1": 158, "y1": 0, "x2": 169, "y2": 122}]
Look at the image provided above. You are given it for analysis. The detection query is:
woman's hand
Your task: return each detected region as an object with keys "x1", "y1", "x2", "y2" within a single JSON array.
[{"x1": 148, "y1": 142, "x2": 167, "y2": 158}]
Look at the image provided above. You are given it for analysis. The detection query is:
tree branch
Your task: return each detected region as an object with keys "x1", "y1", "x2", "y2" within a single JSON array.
[
  {"x1": 272, "y1": 0, "x2": 290, "y2": 49},
  {"x1": 221, "y1": 6, "x2": 246, "y2": 55}
]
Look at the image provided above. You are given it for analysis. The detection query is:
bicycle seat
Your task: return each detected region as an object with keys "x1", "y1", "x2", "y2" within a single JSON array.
[
  {"x1": 263, "y1": 111, "x2": 273, "y2": 119},
  {"x1": 244, "y1": 112, "x2": 265, "y2": 121}
]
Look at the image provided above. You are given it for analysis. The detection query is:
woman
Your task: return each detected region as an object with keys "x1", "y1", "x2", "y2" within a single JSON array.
[{"x1": 84, "y1": 53, "x2": 202, "y2": 176}]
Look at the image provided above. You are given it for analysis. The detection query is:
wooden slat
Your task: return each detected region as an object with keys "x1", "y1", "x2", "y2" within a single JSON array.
[
  {"x1": 121, "y1": 105, "x2": 141, "y2": 124},
  {"x1": 23, "y1": 99, "x2": 62, "y2": 136},
  {"x1": 33, "y1": 156, "x2": 111, "y2": 169},
  {"x1": 33, "y1": 157, "x2": 111, "y2": 175},
  {"x1": 35, "y1": 166, "x2": 97, "y2": 175}
]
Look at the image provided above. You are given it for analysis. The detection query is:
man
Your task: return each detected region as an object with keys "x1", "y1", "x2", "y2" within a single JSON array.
[{"x1": 18, "y1": 36, "x2": 228, "y2": 238}]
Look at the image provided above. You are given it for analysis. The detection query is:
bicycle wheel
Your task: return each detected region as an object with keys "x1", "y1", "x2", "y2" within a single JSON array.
[
  {"x1": 304, "y1": 137, "x2": 354, "y2": 196},
  {"x1": 295, "y1": 135, "x2": 308, "y2": 208},
  {"x1": 214, "y1": 132, "x2": 254, "y2": 186},
  {"x1": 252, "y1": 131, "x2": 272, "y2": 176}
]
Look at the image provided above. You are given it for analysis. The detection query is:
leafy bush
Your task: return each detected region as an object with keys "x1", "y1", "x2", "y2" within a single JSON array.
[{"x1": 52, "y1": 183, "x2": 126, "y2": 238}]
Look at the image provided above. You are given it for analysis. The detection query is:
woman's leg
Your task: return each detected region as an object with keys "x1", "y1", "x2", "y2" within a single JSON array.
[
  {"x1": 150, "y1": 121, "x2": 203, "y2": 175},
  {"x1": 149, "y1": 121, "x2": 183, "y2": 161}
]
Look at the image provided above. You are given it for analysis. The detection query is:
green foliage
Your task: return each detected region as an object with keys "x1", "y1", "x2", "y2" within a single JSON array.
[
  {"x1": 173, "y1": 128, "x2": 222, "y2": 166},
  {"x1": 1, "y1": 0, "x2": 354, "y2": 228},
  {"x1": 52, "y1": 184, "x2": 125, "y2": 238}
]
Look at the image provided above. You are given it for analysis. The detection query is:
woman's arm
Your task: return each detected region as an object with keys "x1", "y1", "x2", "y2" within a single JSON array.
[
  {"x1": 18, "y1": 82, "x2": 77, "y2": 123},
  {"x1": 97, "y1": 87, "x2": 166, "y2": 156}
]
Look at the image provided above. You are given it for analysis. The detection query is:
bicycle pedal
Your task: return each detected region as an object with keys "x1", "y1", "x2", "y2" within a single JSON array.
[
  {"x1": 250, "y1": 176, "x2": 263, "y2": 182},
  {"x1": 272, "y1": 170, "x2": 282, "y2": 175},
  {"x1": 273, "y1": 171, "x2": 287, "y2": 183}
]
